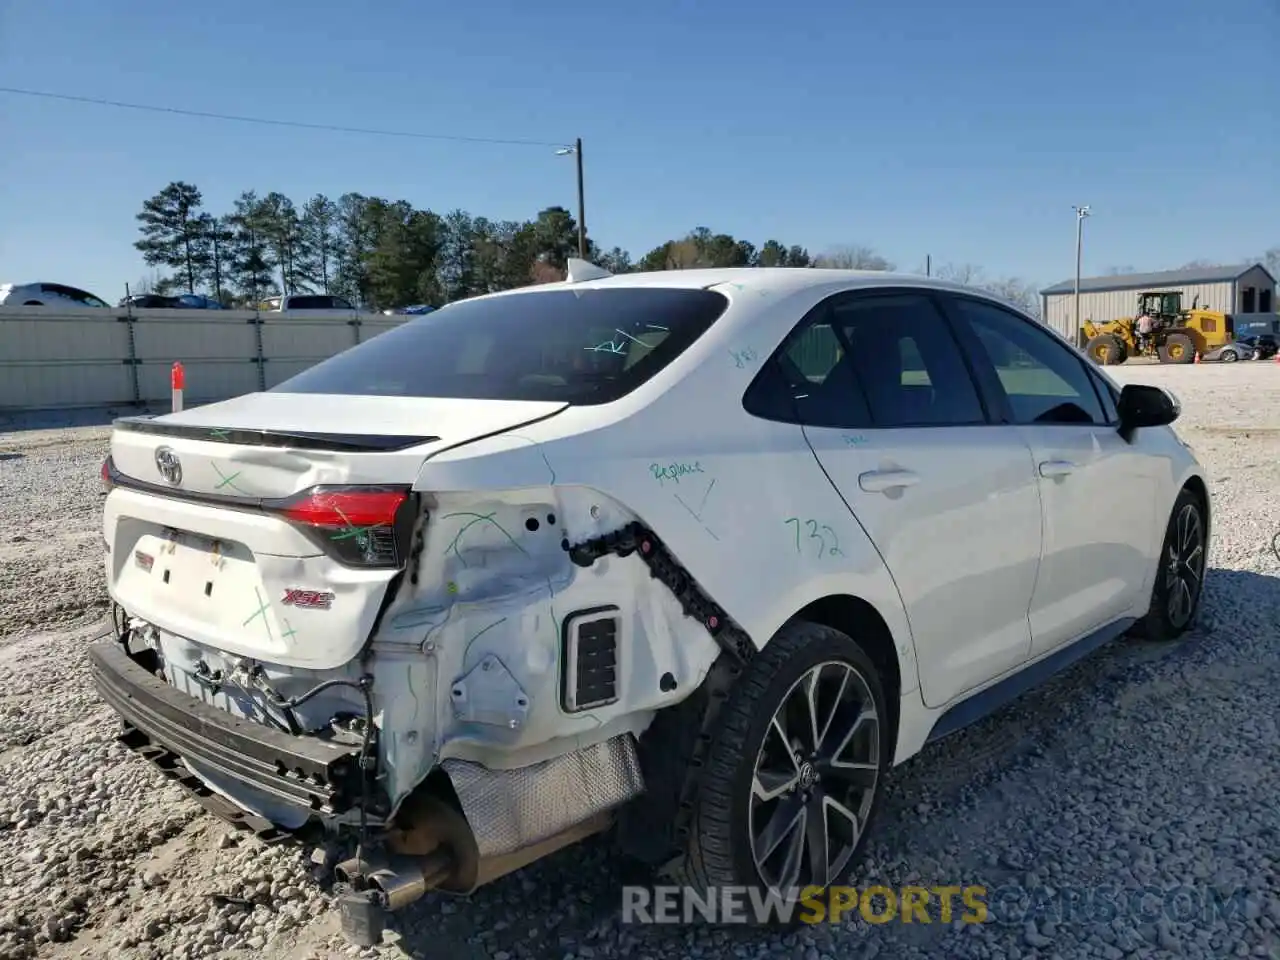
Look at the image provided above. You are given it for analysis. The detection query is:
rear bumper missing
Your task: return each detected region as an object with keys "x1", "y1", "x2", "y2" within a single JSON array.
[{"x1": 88, "y1": 640, "x2": 370, "y2": 832}]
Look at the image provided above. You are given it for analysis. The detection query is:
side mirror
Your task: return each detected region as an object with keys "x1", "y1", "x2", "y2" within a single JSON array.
[{"x1": 1116, "y1": 383, "x2": 1179, "y2": 441}]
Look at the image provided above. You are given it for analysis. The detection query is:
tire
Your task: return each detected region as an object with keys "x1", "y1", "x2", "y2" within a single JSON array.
[
  {"x1": 1220, "y1": 348, "x2": 1238, "y2": 363},
  {"x1": 1131, "y1": 487, "x2": 1207, "y2": 642},
  {"x1": 1157, "y1": 332, "x2": 1196, "y2": 364},
  {"x1": 1253, "y1": 350, "x2": 1264, "y2": 361},
  {"x1": 674, "y1": 620, "x2": 889, "y2": 919},
  {"x1": 1085, "y1": 334, "x2": 1126, "y2": 366}
]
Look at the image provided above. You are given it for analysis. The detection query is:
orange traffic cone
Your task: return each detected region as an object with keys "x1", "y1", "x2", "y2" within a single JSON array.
[{"x1": 1194, "y1": 351, "x2": 1201, "y2": 364}]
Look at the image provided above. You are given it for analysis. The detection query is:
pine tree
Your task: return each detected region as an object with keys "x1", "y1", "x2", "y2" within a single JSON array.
[
  {"x1": 134, "y1": 181, "x2": 207, "y2": 293},
  {"x1": 226, "y1": 191, "x2": 274, "y2": 305},
  {"x1": 299, "y1": 195, "x2": 339, "y2": 294},
  {"x1": 194, "y1": 214, "x2": 235, "y2": 304}
]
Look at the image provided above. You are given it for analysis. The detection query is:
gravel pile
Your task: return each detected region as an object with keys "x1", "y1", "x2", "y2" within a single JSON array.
[{"x1": 0, "y1": 364, "x2": 1276, "y2": 960}]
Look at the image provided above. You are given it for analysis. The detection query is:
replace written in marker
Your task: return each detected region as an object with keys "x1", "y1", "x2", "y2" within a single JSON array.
[{"x1": 650, "y1": 461, "x2": 706, "y2": 486}]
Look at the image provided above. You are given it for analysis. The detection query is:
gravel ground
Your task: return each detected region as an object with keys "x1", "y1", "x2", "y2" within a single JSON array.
[{"x1": 0, "y1": 363, "x2": 1276, "y2": 960}]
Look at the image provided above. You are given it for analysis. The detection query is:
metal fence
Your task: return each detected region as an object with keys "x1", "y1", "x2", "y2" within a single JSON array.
[{"x1": 0, "y1": 307, "x2": 408, "y2": 411}]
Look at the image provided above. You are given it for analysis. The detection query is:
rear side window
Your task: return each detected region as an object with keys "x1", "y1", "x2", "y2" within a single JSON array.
[
  {"x1": 272, "y1": 287, "x2": 729, "y2": 404},
  {"x1": 829, "y1": 293, "x2": 986, "y2": 427},
  {"x1": 743, "y1": 291, "x2": 986, "y2": 428},
  {"x1": 743, "y1": 321, "x2": 874, "y2": 427}
]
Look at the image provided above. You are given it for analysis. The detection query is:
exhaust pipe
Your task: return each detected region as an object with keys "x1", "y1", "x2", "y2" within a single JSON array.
[
  {"x1": 369, "y1": 851, "x2": 451, "y2": 911},
  {"x1": 333, "y1": 849, "x2": 453, "y2": 946},
  {"x1": 333, "y1": 850, "x2": 453, "y2": 913}
]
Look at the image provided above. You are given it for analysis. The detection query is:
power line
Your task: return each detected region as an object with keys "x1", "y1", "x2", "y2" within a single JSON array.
[{"x1": 0, "y1": 86, "x2": 570, "y2": 149}]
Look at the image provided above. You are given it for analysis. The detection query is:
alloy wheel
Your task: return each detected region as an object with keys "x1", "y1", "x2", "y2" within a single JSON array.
[
  {"x1": 748, "y1": 661, "x2": 880, "y2": 899},
  {"x1": 1165, "y1": 502, "x2": 1205, "y2": 629}
]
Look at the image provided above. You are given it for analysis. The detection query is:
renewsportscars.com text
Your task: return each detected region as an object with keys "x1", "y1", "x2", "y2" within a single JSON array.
[{"x1": 620, "y1": 884, "x2": 1254, "y2": 926}]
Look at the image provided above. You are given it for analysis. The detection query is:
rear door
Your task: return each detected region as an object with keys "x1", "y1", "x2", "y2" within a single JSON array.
[
  {"x1": 753, "y1": 289, "x2": 1044, "y2": 708},
  {"x1": 939, "y1": 294, "x2": 1159, "y2": 655}
]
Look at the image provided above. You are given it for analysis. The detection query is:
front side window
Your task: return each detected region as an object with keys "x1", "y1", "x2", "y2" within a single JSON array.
[
  {"x1": 272, "y1": 287, "x2": 729, "y2": 404},
  {"x1": 949, "y1": 296, "x2": 1107, "y2": 426},
  {"x1": 1086, "y1": 367, "x2": 1119, "y2": 423}
]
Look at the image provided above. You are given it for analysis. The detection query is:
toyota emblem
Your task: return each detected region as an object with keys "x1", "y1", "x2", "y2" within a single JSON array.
[{"x1": 154, "y1": 446, "x2": 182, "y2": 486}]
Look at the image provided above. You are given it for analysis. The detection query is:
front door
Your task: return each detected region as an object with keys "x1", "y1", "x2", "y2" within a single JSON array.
[{"x1": 942, "y1": 295, "x2": 1158, "y2": 655}]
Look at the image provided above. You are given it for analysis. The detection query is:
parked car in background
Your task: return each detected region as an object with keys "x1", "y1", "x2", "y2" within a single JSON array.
[
  {"x1": 1236, "y1": 334, "x2": 1279, "y2": 361},
  {"x1": 176, "y1": 294, "x2": 228, "y2": 310},
  {"x1": 121, "y1": 293, "x2": 231, "y2": 310},
  {"x1": 259, "y1": 294, "x2": 356, "y2": 311},
  {"x1": 1201, "y1": 341, "x2": 1249, "y2": 363},
  {"x1": 393, "y1": 304, "x2": 436, "y2": 315},
  {"x1": 121, "y1": 294, "x2": 181, "y2": 309},
  {"x1": 1, "y1": 282, "x2": 111, "y2": 308}
]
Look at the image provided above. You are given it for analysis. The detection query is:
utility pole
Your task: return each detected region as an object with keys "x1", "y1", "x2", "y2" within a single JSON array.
[
  {"x1": 1073, "y1": 205, "x2": 1091, "y2": 341},
  {"x1": 925, "y1": 254, "x2": 931, "y2": 277},
  {"x1": 556, "y1": 139, "x2": 587, "y2": 259},
  {"x1": 575, "y1": 138, "x2": 586, "y2": 260}
]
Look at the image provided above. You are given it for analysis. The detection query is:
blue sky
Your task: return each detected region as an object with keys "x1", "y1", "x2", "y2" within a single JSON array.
[{"x1": 1, "y1": 0, "x2": 1276, "y2": 300}]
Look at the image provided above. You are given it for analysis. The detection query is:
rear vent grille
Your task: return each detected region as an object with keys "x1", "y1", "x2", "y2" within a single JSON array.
[{"x1": 562, "y1": 607, "x2": 621, "y2": 712}]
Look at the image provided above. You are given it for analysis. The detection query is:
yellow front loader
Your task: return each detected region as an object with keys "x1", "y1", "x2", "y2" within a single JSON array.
[{"x1": 1083, "y1": 291, "x2": 1233, "y2": 365}]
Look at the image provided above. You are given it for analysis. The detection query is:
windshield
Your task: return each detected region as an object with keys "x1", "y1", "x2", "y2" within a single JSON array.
[{"x1": 271, "y1": 286, "x2": 729, "y2": 404}]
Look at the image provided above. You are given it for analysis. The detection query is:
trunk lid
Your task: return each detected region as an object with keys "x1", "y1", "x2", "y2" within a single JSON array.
[
  {"x1": 109, "y1": 392, "x2": 568, "y2": 498},
  {"x1": 104, "y1": 393, "x2": 567, "y2": 669}
]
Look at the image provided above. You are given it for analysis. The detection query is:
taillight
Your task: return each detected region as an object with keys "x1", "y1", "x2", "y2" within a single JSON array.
[
  {"x1": 101, "y1": 457, "x2": 114, "y2": 494},
  {"x1": 274, "y1": 486, "x2": 411, "y2": 568}
]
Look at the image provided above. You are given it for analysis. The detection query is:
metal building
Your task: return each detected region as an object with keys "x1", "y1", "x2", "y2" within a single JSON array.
[{"x1": 1039, "y1": 263, "x2": 1277, "y2": 342}]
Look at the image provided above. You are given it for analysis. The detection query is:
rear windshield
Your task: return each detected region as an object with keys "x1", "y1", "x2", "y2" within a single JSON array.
[{"x1": 271, "y1": 286, "x2": 730, "y2": 404}]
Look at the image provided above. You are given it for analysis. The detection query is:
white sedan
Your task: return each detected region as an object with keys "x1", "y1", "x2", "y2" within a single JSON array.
[
  {"x1": 90, "y1": 262, "x2": 1209, "y2": 938},
  {"x1": 0, "y1": 281, "x2": 111, "y2": 307}
]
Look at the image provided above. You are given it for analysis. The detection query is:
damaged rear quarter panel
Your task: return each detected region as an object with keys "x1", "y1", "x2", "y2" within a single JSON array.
[
  {"x1": 370, "y1": 391, "x2": 917, "y2": 808},
  {"x1": 371, "y1": 479, "x2": 724, "y2": 806}
]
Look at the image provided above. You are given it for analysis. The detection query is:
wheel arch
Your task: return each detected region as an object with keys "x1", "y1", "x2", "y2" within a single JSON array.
[
  {"x1": 1180, "y1": 470, "x2": 1211, "y2": 545},
  {"x1": 789, "y1": 593, "x2": 904, "y2": 760}
]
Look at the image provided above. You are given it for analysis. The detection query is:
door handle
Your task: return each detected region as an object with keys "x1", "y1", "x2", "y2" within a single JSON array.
[
  {"x1": 1038, "y1": 460, "x2": 1075, "y2": 478},
  {"x1": 858, "y1": 469, "x2": 920, "y2": 493}
]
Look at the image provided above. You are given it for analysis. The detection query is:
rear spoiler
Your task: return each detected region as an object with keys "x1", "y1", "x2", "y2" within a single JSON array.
[{"x1": 112, "y1": 416, "x2": 438, "y2": 452}]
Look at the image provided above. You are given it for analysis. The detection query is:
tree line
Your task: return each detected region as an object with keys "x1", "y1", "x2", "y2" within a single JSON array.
[{"x1": 133, "y1": 180, "x2": 1044, "y2": 314}]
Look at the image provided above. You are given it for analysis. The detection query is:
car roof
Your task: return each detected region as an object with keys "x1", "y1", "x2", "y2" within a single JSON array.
[{"x1": 470, "y1": 267, "x2": 997, "y2": 302}]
